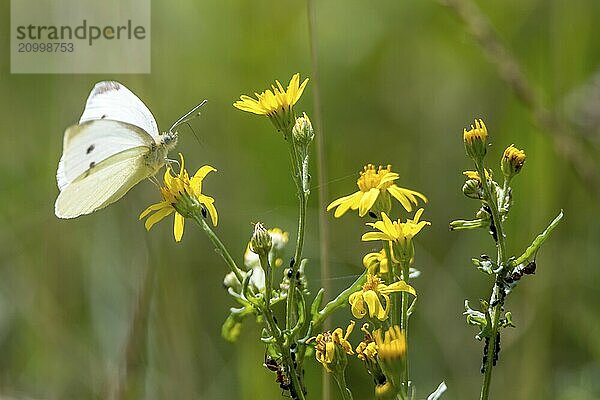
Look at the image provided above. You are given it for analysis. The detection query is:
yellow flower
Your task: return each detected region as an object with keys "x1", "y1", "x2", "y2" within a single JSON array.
[
  {"x1": 139, "y1": 153, "x2": 218, "y2": 242},
  {"x1": 501, "y1": 144, "x2": 526, "y2": 178},
  {"x1": 362, "y1": 210, "x2": 430, "y2": 253},
  {"x1": 463, "y1": 118, "x2": 488, "y2": 162},
  {"x1": 348, "y1": 274, "x2": 415, "y2": 321},
  {"x1": 375, "y1": 381, "x2": 396, "y2": 399},
  {"x1": 374, "y1": 325, "x2": 406, "y2": 360},
  {"x1": 233, "y1": 73, "x2": 309, "y2": 132},
  {"x1": 363, "y1": 248, "x2": 389, "y2": 274},
  {"x1": 356, "y1": 323, "x2": 378, "y2": 362},
  {"x1": 463, "y1": 169, "x2": 492, "y2": 182},
  {"x1": 327, "y1": 164, "x2": 427, "y2": 218},
  {"x1": 310, "y1": 321, "x2": 355, "y2": 372}
]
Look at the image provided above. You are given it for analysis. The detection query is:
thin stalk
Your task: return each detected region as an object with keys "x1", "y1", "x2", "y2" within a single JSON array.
[
  {"x1": 259, "y1": 253, "x2": 274, "y2": 315},
  {"x1": 400, "y1": 256, "x2": 411, "y2": 400},
  {"x1": 332, "y1": 370, "x2": 354, "y2": 400},
  {"x1": 475, "y1": 162, "x2": 508, "y2": 400},
  {"x1": 384, "y1": 243, "x2": 400, "y2": 327},
  {"x1": 258, "y1": 253, "x2": 306, "y2": 400},
  {"x1": 285, "y1": 134, "x2": 309, "y2": 330},
  {"x1": 305, "y1": 0, "x2": 331, "y2": 395},
  {"x1": 192, "y1": 215, "x2": 245, "y2": 284}
]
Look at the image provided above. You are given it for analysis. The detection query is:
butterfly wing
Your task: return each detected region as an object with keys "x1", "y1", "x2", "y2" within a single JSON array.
[
  {"x1": 55, "y1": 147, "x2": 155, "y2": 219},
  {"x1": 57, "y1": 119, "x2": 155, "y2": 190},
  {"x1": 79, "y1": 81, "x2": 160, "y2": 138}
]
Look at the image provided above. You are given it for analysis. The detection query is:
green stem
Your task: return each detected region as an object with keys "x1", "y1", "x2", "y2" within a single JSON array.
[
  {"x1": 257, "y1": 253, "x2": 306, "y2": 400},
  {"x1": 384, "y1": 243, "x2": 400, "y2": 328},
  {"x1": 332, "y1": 370, "x2": 354, "y2": 400},
  {"x1": 475, "y1": 163, "x2": 507, "y2": 400},
  {"x1": 192, "y1": 215, "x2": 245, "y2": 284},
  {"x1": 400, "y1": 256, "x2": 411, "y2": 400},
  {"x1": 285, "y1": 133, "x2": 309, "y2": 331},
  {"x1": 259, "y1": 253, "x2": 274, "y2": 314}
]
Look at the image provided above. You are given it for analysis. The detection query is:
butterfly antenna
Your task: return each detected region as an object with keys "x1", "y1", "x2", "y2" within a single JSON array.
[
  {"x1": 184, "y1": 121, "x2": 203, "y2": 147},
  {"x1": 169, "y1": 100, "x2": 208, "y2": 133}
]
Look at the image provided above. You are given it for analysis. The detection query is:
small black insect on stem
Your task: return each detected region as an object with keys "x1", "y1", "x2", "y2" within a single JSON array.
[
  {"x1": 492, "y1": 332, "x2": 501, "y2": 366},
  {"x1": 482, "y1": 204, "x2": 498, "y2": 242},
  {"x1": 481, "y1": 331, "x2": 502, "y2": 373},
  {"x1": 481, "y1": 336, "x2": 490, "y2": 374}
]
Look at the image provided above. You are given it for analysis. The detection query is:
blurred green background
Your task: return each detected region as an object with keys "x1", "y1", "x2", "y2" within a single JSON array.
[{"x1": 1, "y1": 0, "x2": 599, "y2": 399}]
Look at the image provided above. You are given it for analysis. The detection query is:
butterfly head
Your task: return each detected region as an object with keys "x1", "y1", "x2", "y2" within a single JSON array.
[{"x1": 160, "y1": 130, "x2": 179, "y2": 151}]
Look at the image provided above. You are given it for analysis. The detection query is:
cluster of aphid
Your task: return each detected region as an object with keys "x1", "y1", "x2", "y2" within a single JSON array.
[
  {"x1": 478, "y1": 257, "x2": 537, "y2": 372},
  {"x1": 481, "y1": 332, "x2": 501, "y2": 373}
]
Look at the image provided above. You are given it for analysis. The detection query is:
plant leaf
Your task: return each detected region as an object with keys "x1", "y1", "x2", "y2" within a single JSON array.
[
  {"x1": 513, "y1": 210, "x2": 563, "y2": 266},
  {"x1": 427, "y1": 381, "x2": 448, "y2": 400}
]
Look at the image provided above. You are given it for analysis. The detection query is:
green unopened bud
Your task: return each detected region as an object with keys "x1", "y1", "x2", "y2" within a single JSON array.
[
  {"x1": 463, "y1": 119, "x2": 488, "y2": 162},
  {"x1": 501, "y1": 144, "x2": 526, "y2": 178},
  {"x1": 250, "y1": 222, "x2": 272, "y2": 256},
  {"x1": 292, "y1": 112, "x2": 314, "y2": 146},
  {"x1": 462, "y1": 179, "x2": 481, "y2": 199}
]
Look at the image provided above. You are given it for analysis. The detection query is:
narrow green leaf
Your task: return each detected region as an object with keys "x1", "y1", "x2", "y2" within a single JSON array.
[{"x1": 513, "y1": 210, "x2": 564, "y2": 266}]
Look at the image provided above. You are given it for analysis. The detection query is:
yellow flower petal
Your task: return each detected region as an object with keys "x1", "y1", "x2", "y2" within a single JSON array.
[
  {"x1": 199, "y1": 195, "x2": 219, "y2": 226},
  {"x1": 174, "y1": 212, "x2": 185, "y2": 242},
  {"x1": 350, "y1": 292, "x2": 367, "y2": 319},
  {"x1": 144, "y1": 207, "x2": 174, "y2": 231},
  {"x1": 328, "y1": 192, "x2": 362, "y2": 218},
  {"x1": 139, "y1": 201, "x2": 169, "y2": 220},
  {"x1": 381, "y1": 212, "x2": 396, "y2": 238},
  {"x1": 325, "y1": 342, "x2": 336, "y2": 364},
  {"x1": 361, "y1": 232, "x2": 391, "y2": 242},
  {"x1": 358, "y1": 188, "x2": 380, "y2": 217},
  {"x1": 387, "y1": 185, "x2": 414, "y2": 212},
  {"x1": 363, "y1": 290, "x2": 383, "y2": 319},
  {"x1": 382, "y1": 280, "x2": 416, "y2": 296},
  {"x1": 190, "y1": 165, "x2": 216, "y2": 196}
]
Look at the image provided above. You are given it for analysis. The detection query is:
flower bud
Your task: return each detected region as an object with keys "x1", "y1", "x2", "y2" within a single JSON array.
[
  {"x1": 501, "y1": 144, "x2": 526, "y2": 178},
  {"x1": 463, "y1": 119, "x2": 488, "y2": 163},
  {"x1": 462, "y1": 178, "x2": 481, "y2": 199},
  {"x1": 250, "y1": 222, "x2": 272, "y2": 256},
  {"x1": 292, "y1": 112, "x2": 314, "y2": 146}
]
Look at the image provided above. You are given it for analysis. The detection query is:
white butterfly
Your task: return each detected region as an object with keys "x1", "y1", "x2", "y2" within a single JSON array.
[{"x1": 55, "y1": 81, "x2": 185, "y2": 219}]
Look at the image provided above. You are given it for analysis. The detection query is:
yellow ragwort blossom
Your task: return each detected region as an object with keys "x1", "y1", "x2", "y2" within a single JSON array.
[
  {"x1": 375, "y1": 381, "x2": 396, "y2": 399},
  {"x1": 463, "y1": 118, "x2": 488, "y2": 162},
  {"x1": 501, "y1": 144, "x2": 526, "y2": 178},
  {"x1": 363, "y1": 248, "x2": 389, "y2": 274},
  {"x1": 311, "y1": 321, "x2": 355, "y2": 372},
  {"x1": 356, "y1": 323, "x2": 378, "y2": 362},
  {"x1": 374, "y1": 325, "x2": 406, "y2": 360},
  {"x1": 463, "y1": 169, "x2": 492, "y2": 182},
  {"x1": 362, "y1": 209, "x2": 430, "y2": 251},
  {"x1": 139, "y1": 153, "x2": 218, "y2": 242},
  {"x1": 327, "y1": 164, "x2": 427, "y2": 218},
  {"x1": 349, "y1": 274, "x2": 415, "y2": 321},
  {"x1": 233, "y1": 73, "x2": 309, "y2": 132}
]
